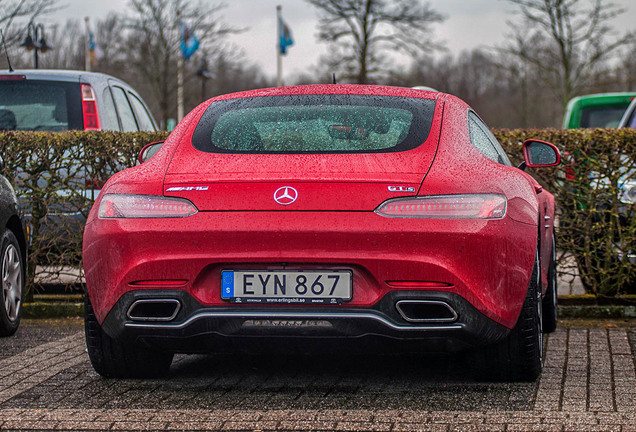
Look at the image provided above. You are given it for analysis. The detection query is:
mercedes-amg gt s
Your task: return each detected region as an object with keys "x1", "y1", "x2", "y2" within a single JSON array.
[{"x1": 83, "y1": 85, "x2": 561, "y2": 381}]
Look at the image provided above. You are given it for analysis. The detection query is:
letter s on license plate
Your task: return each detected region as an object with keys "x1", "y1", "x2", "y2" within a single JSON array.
[{"x1": 221, "y1": 270, "x2": 352, "y2": 304}]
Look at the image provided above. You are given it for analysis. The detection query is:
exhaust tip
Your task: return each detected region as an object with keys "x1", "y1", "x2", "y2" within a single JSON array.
[
  {"x1": 395, "y1": 300, "x2": 458, "y2": 323},
  {"x1": 127, "y1": 299, "x2": 181, "y2": 322}
]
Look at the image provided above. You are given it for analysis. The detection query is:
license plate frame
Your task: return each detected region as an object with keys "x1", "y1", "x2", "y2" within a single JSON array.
[{"x1": 221, "y1": 269, "x2": 352, "y2": 304}]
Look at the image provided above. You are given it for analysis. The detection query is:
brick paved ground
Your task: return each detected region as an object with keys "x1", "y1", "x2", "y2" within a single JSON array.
[{"x1": 0, "y1": 321, "x2": 634, "y2": 431}]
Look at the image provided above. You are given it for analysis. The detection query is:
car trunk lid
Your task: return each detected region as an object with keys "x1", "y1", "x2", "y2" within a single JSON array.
[{"x1": 164, "y1": 153, "x2": 435, "y2": 212}]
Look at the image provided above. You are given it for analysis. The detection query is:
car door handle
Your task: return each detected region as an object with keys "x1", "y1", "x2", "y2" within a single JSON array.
[{"x1": 544, "y1": 215, "x2": 551, "y2": 221}]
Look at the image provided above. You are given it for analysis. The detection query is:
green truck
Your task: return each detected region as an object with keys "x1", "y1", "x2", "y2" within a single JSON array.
[{"x1": 562, "y1": 92, "x2": 636, "y2": 129}]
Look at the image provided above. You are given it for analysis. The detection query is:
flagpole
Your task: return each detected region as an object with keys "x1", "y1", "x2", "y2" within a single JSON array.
[
  {"x1": 276, "y1": 5, "x2": 282, "y2": 87},
  {"x1": 178, "y1": 55, "x2": 184, "y2": 122},
  {"x1": 84, "y1": 17, "x2": 90, "y2": 72},
  {"x1": 177, "y1": 12, "x2": 184, "y2": 123}
]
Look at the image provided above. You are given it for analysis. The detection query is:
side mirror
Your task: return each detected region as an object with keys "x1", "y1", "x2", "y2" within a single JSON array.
[
  {"x1": 522, "y1": 139, "x2": 561, "y2": 168},
  {"x1": 138, "y1": 141, "x2": 164, "y2": 164}
]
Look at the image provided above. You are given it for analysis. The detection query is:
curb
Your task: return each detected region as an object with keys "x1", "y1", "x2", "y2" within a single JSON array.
[
  {"x1": 558, "y1": 305, "x2": 636, "y2": 319},
  {"x1": 22, "y1": 302, "x2": 84, "y2": 319}
]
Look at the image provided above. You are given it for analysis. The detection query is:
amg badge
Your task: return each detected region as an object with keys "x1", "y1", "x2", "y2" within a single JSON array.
[{"x1": 165, "y1": 186, "x2": 209, "y2": 192}]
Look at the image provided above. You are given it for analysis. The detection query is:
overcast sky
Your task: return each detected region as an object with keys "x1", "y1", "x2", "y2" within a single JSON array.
[{"x1": 50, "y1": 0, "x2": 635, "y2": 81}]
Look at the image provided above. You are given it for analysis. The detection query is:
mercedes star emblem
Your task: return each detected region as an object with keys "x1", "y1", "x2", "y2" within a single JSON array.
[{"x1": 273, "y1": 186, "x2": 298, "y2": 205}]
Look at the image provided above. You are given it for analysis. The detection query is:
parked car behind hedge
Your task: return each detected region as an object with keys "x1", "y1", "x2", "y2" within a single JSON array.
[
  {"x1": 0, "y1": 70, "x2": 159, "y2": 283},
  {"x1": 0, "y1": 69, "x2": 157, "y2": 132},
  {"x1": 562, "y1": 92, "x2": 636, "y2": 129}
]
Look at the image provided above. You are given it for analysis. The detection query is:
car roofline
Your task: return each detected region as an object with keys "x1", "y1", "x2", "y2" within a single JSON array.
[{"x1": 1, "y1": 69, "x2": 129, "y2": 86}]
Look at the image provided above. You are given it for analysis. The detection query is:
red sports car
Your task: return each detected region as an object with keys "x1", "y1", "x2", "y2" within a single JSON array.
[{"x1": 83, "y1": 85, "x2": 561, "y2": 381}]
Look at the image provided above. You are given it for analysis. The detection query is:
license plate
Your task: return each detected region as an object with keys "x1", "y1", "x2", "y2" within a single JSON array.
[{"x1": 221, "y1": 270, "x2": 352, "y2": 304}]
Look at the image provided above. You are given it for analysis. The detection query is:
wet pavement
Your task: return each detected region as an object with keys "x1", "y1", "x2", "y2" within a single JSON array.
[{"x1": 0, "y1": 319, "x2": 635, "y2": 431}]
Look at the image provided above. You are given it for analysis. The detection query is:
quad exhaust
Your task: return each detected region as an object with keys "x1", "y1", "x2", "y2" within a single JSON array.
[
  {"x1": 126, "y1": 299, "x2": 181, "y2": 322},
  {"x1": 395, "y1": 300, "x2": 458, "y2": 323}
]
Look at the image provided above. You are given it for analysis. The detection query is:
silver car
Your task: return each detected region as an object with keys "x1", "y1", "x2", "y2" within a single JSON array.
[{"x1": 0, "y1": 69, "x2": 157, "y2": 132}]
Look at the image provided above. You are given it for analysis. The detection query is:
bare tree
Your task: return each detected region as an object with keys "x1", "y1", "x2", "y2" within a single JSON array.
[
  {"x1": 306, "y1": 0, "x2": 444, "y2": 84},
  {"x1": 502, "y1": 0, "x2": 635, "y2": 107},
  {"x1": 40, "y1": 20, "x2": 85, "y2": 70},
  {"x1": 93, "y1": 13, "x2": 129, "y2": 70},
  {"x1": 617, "y1": 41, "x2": 636, "y2": 91},
  {"x1": 124, "y1": 0, "x2": 239, "y2": 126},
  {"x1": 0, "y1": 0, "x2": 59, "y2": 68},
  {"x1": 0, "y1": 0, "x2": 58, "y2": 44}
]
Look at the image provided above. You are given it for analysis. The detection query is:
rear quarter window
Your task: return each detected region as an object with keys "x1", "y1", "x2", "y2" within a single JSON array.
[
  {"x1": 128, "y1": 92, "x2": 156, "y2": 131},
  {"x1": 111, "y1": 87, "x2": 139, "y2": 132},
  {"x1": 100, "y1": 88, "x2": 120, "y2": 131},
  {"x1": 468, "y1": 111, "x2": 511, "y2": 166},
  {"x1": 192, "y1": 95, "x2": 436, "y2": 154}
]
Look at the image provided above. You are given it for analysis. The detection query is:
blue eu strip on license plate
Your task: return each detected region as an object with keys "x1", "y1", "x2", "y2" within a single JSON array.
[{"x1": 222, "y1": 271, "x2": 234, "y2": 298}]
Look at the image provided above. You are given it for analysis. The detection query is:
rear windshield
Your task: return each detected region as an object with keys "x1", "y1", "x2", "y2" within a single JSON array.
[
  {"x1": 0, "y1": 80, "x2": 82, "y2": 131},
  {"x1": 580, "y1": 105, "x2": 630, "y2": 128},
  {"x1": 192, "y1": 94, "x2": 436, "y2": 153}
]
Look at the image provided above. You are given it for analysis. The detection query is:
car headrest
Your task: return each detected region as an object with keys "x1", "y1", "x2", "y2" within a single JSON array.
[{"x1": 0, "y1": 109, "x2": 17, "y2": 131}]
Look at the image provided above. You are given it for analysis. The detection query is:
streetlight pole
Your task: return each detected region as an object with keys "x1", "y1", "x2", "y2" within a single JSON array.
[
  {"x1": 20, "y1": 22, "x2": 52, "y2": 69},
  {"x1": 196, "y1": 56, "x2": 213, "y2": 102}
]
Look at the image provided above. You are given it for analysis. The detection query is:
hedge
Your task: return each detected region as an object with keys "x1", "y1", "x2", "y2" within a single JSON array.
[
  {"x1": 0, "y1": 128, "x2": 635, "y2": 298},
  {"x1": 0, "y1": 131, "x2": 168, "y2": 299},
  {"x1": 493, "y1": 128, "x2": 636, "y2": 297}
]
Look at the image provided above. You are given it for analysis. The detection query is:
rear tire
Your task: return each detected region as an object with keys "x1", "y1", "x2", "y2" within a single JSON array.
[
  {"x1": 0, "y1": 230, "x2": 24, "y2": 337},
  {"x1": 473, "y1": 251, "x2": 543, "y2": 382},
  {"x1": 542, "y1": 235, "x2": 558, "y2": 333},
  {"x1": 84, "y1": 295, "x2": 173, "y2": 378}
]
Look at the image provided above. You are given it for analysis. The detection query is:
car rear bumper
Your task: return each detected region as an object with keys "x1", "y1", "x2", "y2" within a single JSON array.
[
  {"x1": 84, "y1": 211, "x2": 537, "y2": 329},
  {"x1": 101, "y1": 289, "x2": 510, "y2": 354}
]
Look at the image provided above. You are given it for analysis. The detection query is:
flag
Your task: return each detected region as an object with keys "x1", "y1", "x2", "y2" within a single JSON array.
[
  {"x1": 88, "y1": 32, "x2": 98, "y2": 68},
  {"x1": 180, "y1": 21, "x2": 200, "y2": 61},
  {"x1": 278, "y1": 16, "x2": 293, "y2": 55}
]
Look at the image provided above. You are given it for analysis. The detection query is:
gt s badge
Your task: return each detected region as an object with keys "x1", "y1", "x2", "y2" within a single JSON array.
[
  {"x1": 166, "y1": 186, "x2": 209, "y2": 192},
  {"x1": 388, "y1": 186, "x2": 415, "y2": 193}
]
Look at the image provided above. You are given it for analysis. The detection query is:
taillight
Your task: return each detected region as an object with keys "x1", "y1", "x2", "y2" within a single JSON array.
[
  {"x1": 85, "y1": 178, "x2": 105, "y2": 190},
  {"x1": 81, "y1": 84, "x2": 100, "y2": 130},
  {"x1": 98, "y1": 194, "x2": 198, "y2": 219},
  {"x1": 375, "y1": 194, "x2": 507, "y2": 219},
  {"x1": 562, "y1": 150, "x2": 575, "y2": 181}
]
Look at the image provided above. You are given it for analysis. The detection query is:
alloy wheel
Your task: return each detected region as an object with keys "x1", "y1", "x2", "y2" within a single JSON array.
[{"x1": 2, "y1": 243, "x2": 22, "y2": 322}]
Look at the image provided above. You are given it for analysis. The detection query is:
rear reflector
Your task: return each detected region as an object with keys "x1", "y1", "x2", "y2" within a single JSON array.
[
  {"x1": 375, "y1": 194, "x2": 506, "y2": 219},
  {"x1": 129, "y1": 280, "x2": 188, "y2": 287},
  {"x1": 81, "y1": 83, "x2": 100, "y2": 130},
  {"x1": 0, "y1": 75, "x2": 26, "y2": 80},
  {"x1": 386, "y1": 281, "x2": 453, "y2": 288},
  {"x1": 99, "y1": 194, "x2": 198, "y2": 219}
]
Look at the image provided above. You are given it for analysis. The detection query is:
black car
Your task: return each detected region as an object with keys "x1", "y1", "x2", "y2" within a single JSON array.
[{"x1": 0, "y1": 156, "x2": 27, "y2": 336}]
